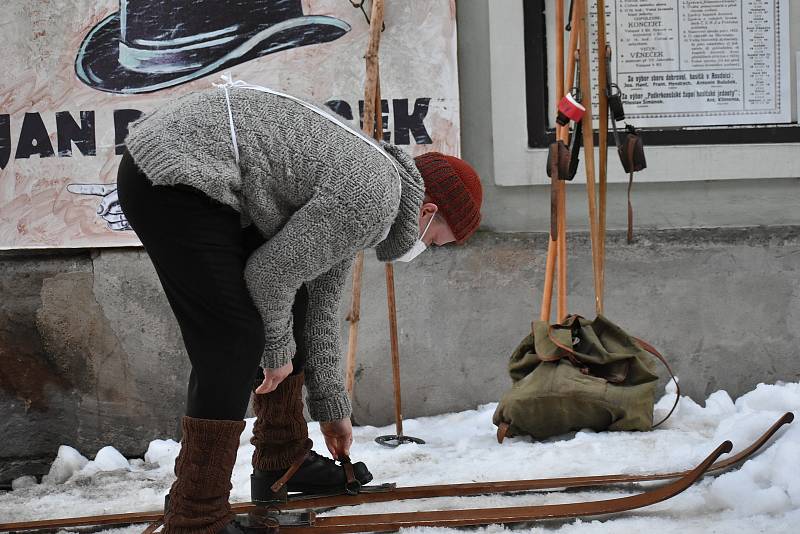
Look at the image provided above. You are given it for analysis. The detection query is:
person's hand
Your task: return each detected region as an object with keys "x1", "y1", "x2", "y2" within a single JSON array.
[
  {"x1": 254, "y1": 361, "x2": 293, "y2": 394},
  {"x1": 320, "y1": 418, "x2": 353, "y2": 460},
  {"x1": 67, "y1": 183, "x2": 132, "y2": 231}
]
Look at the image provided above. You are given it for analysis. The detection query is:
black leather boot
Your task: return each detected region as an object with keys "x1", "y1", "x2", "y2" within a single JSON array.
[
  {"x1": 251, "y1": 449, "x2": 372, "y2": 502},
  {"x1": 249, "y1": 373, "x2": 371, "y2": 502}
]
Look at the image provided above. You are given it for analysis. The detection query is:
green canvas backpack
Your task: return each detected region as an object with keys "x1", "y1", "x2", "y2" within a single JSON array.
[{"x1": 493, "y1": 314, "x2": 678, "y2": 442}]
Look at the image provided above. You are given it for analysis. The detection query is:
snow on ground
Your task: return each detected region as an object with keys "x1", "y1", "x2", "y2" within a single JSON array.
[{"x1": 2, "y1": 381, "x2": 798, "y2": 533}]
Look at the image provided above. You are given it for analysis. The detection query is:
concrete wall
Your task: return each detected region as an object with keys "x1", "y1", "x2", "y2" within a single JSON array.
[
  {"x1": 2, "y1": 1, "x2": 800, "y2": 482},
  {"x1": 3, "y1": 226, "x2": 800, "y2": 481},
  {"x1": 348, "y1": 227, "x2": 800, "y2": 425},
  {"x1": 0, "y1": 249, "x2": 187, "y2": 482}
]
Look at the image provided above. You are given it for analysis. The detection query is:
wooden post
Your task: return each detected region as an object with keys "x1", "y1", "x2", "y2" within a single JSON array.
[
  {"x1": 344, "y1": 0, "x2": 385, "y2": 398},
  {"x1": 542, "y1": 0, "x2": 580, "y2": 323},
  {"x1": 555, "y1": 0, "x2": 568, "y2": 323},
  {"x1": 375, "y1": 67, "x2": 406, "y2": 438},
  {"x1": 540, "y1": 238, "x2": 557, "y2": 322},
  {"x1": 596, "y1": 0, "x2": 609, "y2": 314},
  {"x1": 540, "y1": 0, "x2": 564, "y2": 323},
  {"x1": 578, "y1": 0, "x2": 602, "y2": 314},
  {"x1": 344, "y1": 253, "x2": 364, "y2": 395},
  {"x1": 385, "y1": 262, "x2": 404, "y2": 436}
]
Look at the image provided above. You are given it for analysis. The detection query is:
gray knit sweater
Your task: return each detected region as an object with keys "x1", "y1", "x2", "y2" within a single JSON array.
[{"x1": 125, "y1": 86, "x2": 425, "y2": 422}]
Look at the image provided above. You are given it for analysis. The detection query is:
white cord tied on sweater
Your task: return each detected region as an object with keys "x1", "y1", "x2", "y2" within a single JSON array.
[
  {"x1": 212, "y1": 73, "x2": 403, "y2": 192},
  {"x1": 213, "y1": 72, "x2": 241, "y2": 164}
]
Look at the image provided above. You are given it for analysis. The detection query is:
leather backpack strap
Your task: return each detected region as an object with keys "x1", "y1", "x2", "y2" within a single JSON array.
[
  {"x1": 547, "y1": 318, "x2": 632, "y2": 383},
  {"x1": 633, "y1": 336, "x2": 680, "y2": 428},
  {"x1": 545, "y1": 318, "x2": 589, "y2": 372},
  {"x1": 626, "y1": 138, "x2": 636, "y2": 244}
]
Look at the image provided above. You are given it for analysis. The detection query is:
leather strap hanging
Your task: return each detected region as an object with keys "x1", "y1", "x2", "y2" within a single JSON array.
[
  {"x1": 631, "y1": 336, "x2": 681, "y2": 428},
  {"x1": 568, "y1": 120, "x2": 582, "y2": 180},
  {"x1": 627, "y1": 139, "x2": 636, "y2": 244},
  {"x1": 606, "y1": 45, "x2": 646, "y2": 244},
  {"x1": 549, "y1": 142, "x2": 560, "y2": 238},
  {"x1": 617, "y1": 127, "x2": 645, "y2": 243}
]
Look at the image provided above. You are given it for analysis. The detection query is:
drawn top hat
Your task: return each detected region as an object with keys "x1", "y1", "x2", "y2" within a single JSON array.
[{"x1": 76, "y1": 0, "x2": 351, "y2": 94}]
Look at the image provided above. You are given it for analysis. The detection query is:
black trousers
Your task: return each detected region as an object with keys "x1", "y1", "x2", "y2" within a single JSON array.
[{"x1": 116, "y1": 150, "x2": 308, "y2": 421}]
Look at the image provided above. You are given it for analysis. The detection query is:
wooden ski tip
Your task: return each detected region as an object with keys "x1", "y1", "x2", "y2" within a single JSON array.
[{"x1": 781, "y1": 411, "x2": 794, "y2": 424}]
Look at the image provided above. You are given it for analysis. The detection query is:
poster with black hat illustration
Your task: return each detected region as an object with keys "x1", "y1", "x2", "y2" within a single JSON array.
[{"x1": 0, "y1": 0, "x2": 459, "y2": 249}]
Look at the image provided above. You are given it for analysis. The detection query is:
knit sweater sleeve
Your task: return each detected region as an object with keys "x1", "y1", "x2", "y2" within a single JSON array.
[
  {"x1": 243, "y1": 182, "x2": 386, "y2": 381},
  {"x1": 302, "y1": 256, "x2": 354, "y2": 422}
]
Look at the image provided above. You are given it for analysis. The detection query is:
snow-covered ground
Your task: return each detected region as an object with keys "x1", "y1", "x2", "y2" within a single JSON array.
[{"x1": 2, "y1": 381, "x2": 798, "y2": 533}]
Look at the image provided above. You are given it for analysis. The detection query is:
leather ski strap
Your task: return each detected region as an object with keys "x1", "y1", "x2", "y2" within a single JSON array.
[
  {"x1": 550, "y1": 143, "x2": 559, "y2": 239},
  {"x1": 568, "y1": 120, "x2": 583, "y2": 180},
  {"x1": 342, "y1": 457, "x2": 356, "y2": 485},
  {"x1": 340, "y1": 455, "x2": 362, "y2": 495},
  {"x1": 270, "y1": 439, "x2": 313, "y2": 493},
  {"x1": 627, "y1": 139, "x2": 635, "y2": 244}
]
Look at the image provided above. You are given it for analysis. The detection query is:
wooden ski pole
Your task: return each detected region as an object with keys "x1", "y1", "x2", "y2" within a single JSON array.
[
  {"x1": 384, "y1": 262, "x2": 405, "y2": 438},
  {"x1": 542, "y1": 0, "x2": 579, "y2": 323},
  {"x1": 555, "y1": 0, "x2": 565, "y2": 176},
  {"x1": 596, "y1": 0, "x2": 609, "y2": 314},
  {"x1": 539, "y1": 240, "x2": 557, "y2": 322},
  {"x1": 578, "y1": 0, "x2": 602, "y2": 314},
  {"x1": 555, "y1": 2, "x2": 568, "y2": 323},
  {"x1": 344, "y1": 253, "x2": 363, "y2": 395},
  {"x1": 376, "y1": 73, "x2": 408, "y2": 440},
  {"x1": 345, "y1": 0, "x2": 385, "y2": 397},
  {"x1": 564, "y1": 26, "x2": 579, "y2": 115},
  {"x1": 369, "y1": 2, "x2": 424, "y2": 448},
  {"x1": 556, "y1": 0, "x2": 581, "y2": 323},
  {"x1": 540, "y1": 0, "x2": 565, "y2": 323}
]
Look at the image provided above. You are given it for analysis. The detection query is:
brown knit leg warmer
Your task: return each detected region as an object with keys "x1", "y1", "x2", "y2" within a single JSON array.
[
  {"x1": 164, "y1": 416, "x2": 245, "y2": 534},
  {"x1": 251, "y1": 372, "x2": 309, "y2": 471}
]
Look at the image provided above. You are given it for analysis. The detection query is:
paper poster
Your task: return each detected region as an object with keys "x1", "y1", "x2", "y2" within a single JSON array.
[
  {"x1": 589, "y1": 0, "x2": 790, "y2": 127},
  {"x1": 0, "y1": 0, "x2": 459, "y2": 249}
]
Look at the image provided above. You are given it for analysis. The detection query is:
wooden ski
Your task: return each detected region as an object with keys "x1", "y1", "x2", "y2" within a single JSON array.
[
  {"x1": 245, "y1": 439, "x2": 733, "y2": 532},
  {"x1": 1, "y1": 412, "x2": 791, "y2": 533}
]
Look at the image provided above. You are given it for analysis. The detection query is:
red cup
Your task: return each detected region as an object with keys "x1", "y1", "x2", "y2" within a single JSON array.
[{"x1": 556, "y1": 92, "x2": 586, "y2": 125}]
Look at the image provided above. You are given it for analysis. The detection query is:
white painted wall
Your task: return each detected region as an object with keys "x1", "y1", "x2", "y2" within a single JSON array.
[
  {"x1": 488, "y1": 0, "x2": 800, "y2": 186},
  {"x1": 457, "y1": 0, "x2": 800, "y2": 232}
]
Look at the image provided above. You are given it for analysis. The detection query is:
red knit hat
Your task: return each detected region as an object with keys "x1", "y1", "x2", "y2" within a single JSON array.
[{"x1": 413, "y1": 152, "x2": 483, "y2": 244}]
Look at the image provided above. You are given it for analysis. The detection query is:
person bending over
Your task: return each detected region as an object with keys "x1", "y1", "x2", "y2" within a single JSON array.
[{"x1": 116, "y1": 81, "x2": 482, "y2": 534}]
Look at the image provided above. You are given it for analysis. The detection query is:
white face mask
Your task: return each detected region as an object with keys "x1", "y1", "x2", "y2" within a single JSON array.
[{"x1": 396, "y1": 212, "x2": 436, "y2": 263}]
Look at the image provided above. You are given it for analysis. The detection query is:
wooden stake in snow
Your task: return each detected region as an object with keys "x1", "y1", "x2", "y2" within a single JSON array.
[
  {"x1": 578, "y1": 0, "x2": 602, "y2": 315},
  {"x1": 344, "y1": 0, "x2": 423, "y2": 447},
  {"x1": 345, "y1": 0, "x2": 385, "y2": 398},
  {"x1": 541, "y1": 0, "x2": 579, "y2": 323},
  {"x1": 596, "y1": 0, "x2": 609, "y2": 313}
]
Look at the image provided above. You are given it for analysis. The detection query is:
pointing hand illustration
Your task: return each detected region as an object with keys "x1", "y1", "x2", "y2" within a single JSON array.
[{"x1": 67, "y1": 183, "x2": 132, "y2": 231}]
